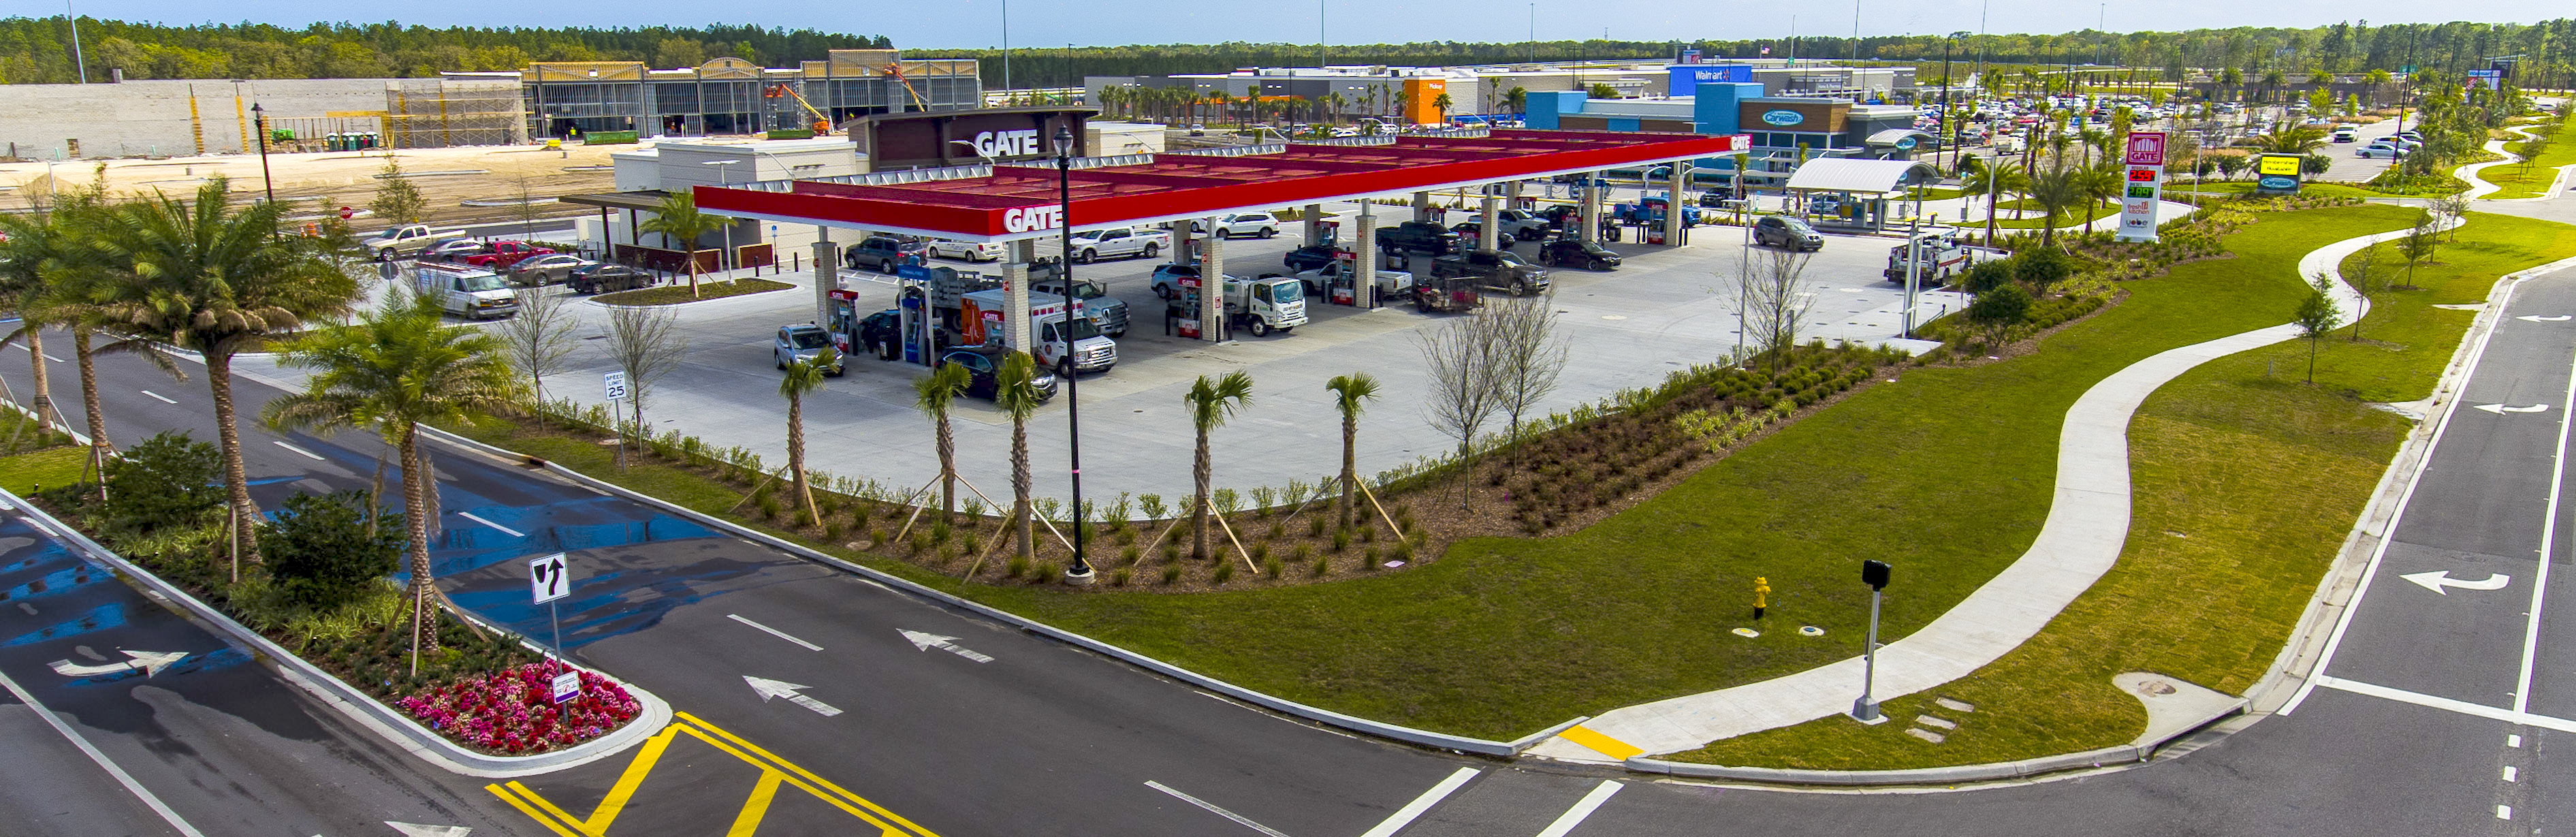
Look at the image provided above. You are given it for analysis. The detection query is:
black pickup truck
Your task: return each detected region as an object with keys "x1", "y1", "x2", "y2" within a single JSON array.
[
  {"x1": 1375, "y1": 221, "x2": 1463, "y2": 256},
  {"x1": 1429, "y1": 249, "x2": 1551, "y2": 296}
]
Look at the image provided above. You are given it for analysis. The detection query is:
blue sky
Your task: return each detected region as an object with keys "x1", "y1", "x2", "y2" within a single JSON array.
[{"x1": 71, "y1": 0, "x2": 2562, "y2": 50}]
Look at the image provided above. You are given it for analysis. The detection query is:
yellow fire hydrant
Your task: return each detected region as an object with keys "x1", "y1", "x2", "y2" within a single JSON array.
[{"x1": 1754, "y1": 576, "x2": 1772, "y2": 621}]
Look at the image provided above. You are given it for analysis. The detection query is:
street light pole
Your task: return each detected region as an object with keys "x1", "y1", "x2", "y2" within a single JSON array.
[
  {"x1": 251, "y1": 102, "x2": 275, "y2": 205},
  {"x1": 1055, "y1": 125, "x2": 1094, "y2": 584}
]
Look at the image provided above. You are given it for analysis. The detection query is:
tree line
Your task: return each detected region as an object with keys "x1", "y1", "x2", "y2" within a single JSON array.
[
  {"x1": 3, "y1": 17, "x2": 2570, "y2": 91},
  {"x1": 0, "y1": 18, "x2": 890, "y2": 84}
]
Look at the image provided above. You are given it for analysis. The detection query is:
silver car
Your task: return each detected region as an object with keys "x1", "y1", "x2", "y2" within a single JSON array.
[
  {"x1": 505, "y1": 253, "x2": 596, "y2": 287},
  {"x1": 773, "y1": 324, "x2": 844, "y2": 376}
]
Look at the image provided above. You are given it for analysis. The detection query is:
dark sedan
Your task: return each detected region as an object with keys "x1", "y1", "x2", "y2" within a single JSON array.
[{"x1": 938, "y1": 347, "x2": 1058, "y2": 401}]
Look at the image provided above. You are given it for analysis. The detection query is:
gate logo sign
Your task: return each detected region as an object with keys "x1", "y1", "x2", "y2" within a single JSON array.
[
  {"x1": 1003, "y1": 205, "x2": 1063, "y2": 234},
  {"x1": 972, "y1": 129, "x2": 1044, "y2": 158},
  {"x1": 2124, "y1": 131, "x2": 2168, "y2": 166}
]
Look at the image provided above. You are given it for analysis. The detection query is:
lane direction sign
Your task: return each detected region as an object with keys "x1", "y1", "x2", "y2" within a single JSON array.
[
  {"x1": 528, "y1": 554, "x2": 569, "y2": 604},
  {"x1": 2402, "y1": 570, "x2": 2512, "y2": 595},
  {"x1": 743, "y1": 676, "x2": 843, "y2": 716},
  {"x1": 46, "y1": 649, "x2": 187, "y2": 678},
  {"x1": 901, "y1": 629, "x2": 995, "y2": 663}
]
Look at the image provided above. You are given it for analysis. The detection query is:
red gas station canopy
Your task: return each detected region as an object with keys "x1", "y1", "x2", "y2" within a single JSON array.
[{"x1": 693, "y1": 129, "x2": 1747, "y2": 243}]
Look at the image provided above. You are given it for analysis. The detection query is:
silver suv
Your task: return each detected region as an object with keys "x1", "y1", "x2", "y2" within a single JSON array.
[
  {"x1": 773, "y1": 324, "x2": 844, "y2": 376},
  {"x1": 1754, "y1": 216, "x2": 1824, "y2": 252}
]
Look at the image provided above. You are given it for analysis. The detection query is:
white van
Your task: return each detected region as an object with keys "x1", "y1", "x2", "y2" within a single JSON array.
[{"x1": 411, "y1": 263, "x2": 520, "y2": 320}]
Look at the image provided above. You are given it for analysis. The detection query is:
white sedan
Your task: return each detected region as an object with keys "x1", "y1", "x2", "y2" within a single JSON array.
[{"x1": 2355, "y1": 144, "x2": 2411, "y2": 159}]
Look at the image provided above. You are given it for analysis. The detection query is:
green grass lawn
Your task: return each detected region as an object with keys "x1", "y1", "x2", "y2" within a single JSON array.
[
  {"x1": 0, "y1": 446, "x2": 87, "y2": 496},
  {"x1": 2167, "y1": 180, "x2": 2411, "y2": 200},
  {"x1": 592, "y1": 277, "x2": 794, "y2": 306},
  {"x1": 954, "y1": 204, "x2": 2433, "y2": 740},
  {"x1": 441, "y1": 416, "x2": 748, "y2": 516},
  {"x1": 2483, "y1": 119, "x2": 2576, "y2": 200},
  {"x1": 1668, "y1": 210, "x2": 2576, "y2": 768}
]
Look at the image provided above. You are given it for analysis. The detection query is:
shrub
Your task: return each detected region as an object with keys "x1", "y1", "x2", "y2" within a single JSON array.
[
  {"x1": 1006, "y1": 556, "x2": 1030, "y2": 578},
  {"x1": 1161, "y1": 564, "x2": 1184, "y2": 584},
  {"x1": 1139, "y1": 493, "x2": 1168, "y2": 520},
  {"x1": 1212, "y1": 488, "x2": 1242, "y2": 516},
  {"x1": 1332, "y1": 529, "x2": 1352, "y2": 552},
  {"x1": 1212, "y1": 561, "x2": 1236, "y2": 585},
  {"x1": 1969, "y1": 283, "x2": 2034, "y2": 326},
  {"x1": 1112, "y1": 567, "x2": 1132, "y2": 586},
  {"x1": 959, "y1": 533, "x2": 979, "y2": 555},
  {"x1": 1032, "y1": 563, "x2": 1059, "y2": 584},
  {"x1": 263, "y1": 491, "x2": 402, "y2": 610},
  {"x1": 1120, "y1": 545, "x2": 1141, "y2": 564},
  {"x1": 102, "y1": 430, "x2": 223, "y2": 533},
  {"x1": 2013, "y1": 246, "x2": 2073, "y2": 288},
  {"x1": 1307, "y1": 516, "x2": 1329, "y2": 537},
  {"x1": 1250, "y1": 486, "x2": 1276, "y2": 514},
  {"x1": 1310, "y1": 555, "x2": 1331, "y2": 577},
  {"x1": 929, "y1": 520, "x2": 953, "y2": 545}
]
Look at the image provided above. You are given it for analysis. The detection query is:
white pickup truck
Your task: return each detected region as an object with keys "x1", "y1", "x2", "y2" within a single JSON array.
[
  {"x1": 362, "y1": 224, "x2": 467, "y2": 261},
  {"x1": 1065, "y1": 226, "x2": 1171, "y2": 264}
]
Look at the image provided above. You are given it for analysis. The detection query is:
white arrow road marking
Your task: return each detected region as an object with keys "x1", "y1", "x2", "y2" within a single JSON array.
[
  {"x1": 727, "y1": 614, "x2": 822, "y2": 650},
  {"x1": 384, "y1": 823, "x2": 473, "y2": 837},
  {"x1": 47, "y1": 649, "x2": 187, "y2": 678},
  {"x1": 743, "y1": 676, "x2": 842, "y2": 716},
  {"x1": 457, "y1": 511, "x2": 524, "y2": 538},
  {"x1": 2401, "y1": 570, "x2": 2512, "y2": 595},
  {"x1": 272, "y1": 440, "x2": 326, "y2": 460},
  {"x1": 900, "y1": 629, "x2": 993, "y2": 663},
  {"x1": 1144, "y1": 781, "x2": 1292, "y2": 837},
  {"x1": 0, "y1": 667, "x2": 209, "y2": 837},
  {"x1": 140, "y1": 390, "x2": 177, "y2": 404},
  {"x1": 2517, "y1": 315, "x2": 2572, "y2": 322},
  {"x1": 2474, "y1": 403, "x2": 2551, "y2": 414}
]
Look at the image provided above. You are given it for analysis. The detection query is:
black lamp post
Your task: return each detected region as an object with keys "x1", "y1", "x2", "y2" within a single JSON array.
[
  {"x1": 251, "y1": 101, "x2": 275, "y2": 205},
  {"x1": 1055, "y1": 124, "x2": 1094, "y2": 584}
]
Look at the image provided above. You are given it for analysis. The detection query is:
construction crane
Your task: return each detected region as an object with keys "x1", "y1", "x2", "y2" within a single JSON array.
[
  {"x1": 762, "y1": 83, "x2": 833, "y2": 134},
  {"x1": 881, "y1": 63, "x2": 929, "y2": 112}
]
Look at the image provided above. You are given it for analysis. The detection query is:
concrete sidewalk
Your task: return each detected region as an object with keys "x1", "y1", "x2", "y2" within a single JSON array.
[{"x1": 1525, "y1": 221, "x2": 2426, "y2": 764}]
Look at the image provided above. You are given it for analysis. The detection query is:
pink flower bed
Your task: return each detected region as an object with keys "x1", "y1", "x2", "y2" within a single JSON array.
[{"x1": 397, "y1": 663, "x2": 641, "y2": 755}]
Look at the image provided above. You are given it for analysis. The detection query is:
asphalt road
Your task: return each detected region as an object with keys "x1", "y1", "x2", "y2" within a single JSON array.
[{"x1": 5, "y1": 260, "x2": 2575, "y2": 836}]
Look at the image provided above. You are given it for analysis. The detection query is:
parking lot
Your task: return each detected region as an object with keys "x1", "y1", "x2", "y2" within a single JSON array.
[{"x1": 292, "y1": 199, "x2": 1959, "y2": 507}]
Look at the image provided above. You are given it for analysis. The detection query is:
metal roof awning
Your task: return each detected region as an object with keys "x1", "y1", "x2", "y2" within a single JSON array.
[
  {"x1": 691, "y1": 129, "x2": 1749, "y2": 243},
  {"x1": 556, "y1": 191, "x2": 675, "y2": 212},
  {"x1": 1864, "y1": 129, "x2": 1937, "y2": 148},
  {"x1": 1781, "y1": 158, "x2": 1939, "y2": 195}
]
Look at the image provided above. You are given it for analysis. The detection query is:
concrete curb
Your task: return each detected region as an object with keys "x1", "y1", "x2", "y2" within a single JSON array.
[
  {"x1": 0, "y1": 488, "x2": 672, "y2": 779},
  {"x1": 1624, "y1": 744, "x2": 2149, "y2": 787},
  {"x1": 416, "y1": 423, "x2": 1580, "y2": 757}
]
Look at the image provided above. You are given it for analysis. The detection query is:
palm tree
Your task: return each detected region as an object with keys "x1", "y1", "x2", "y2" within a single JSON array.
[
  {"x1": 912, "y1": 363, "x2": 971, "y2": 522},
  {"x1": 638, "y1": 191, "x2": 727, "y2": 298},
  {"x1": 2252, "y1": 125, "x2": 2328, "y2": 155},
  {"x1": 2024, "y1": 163, "x2": 2090, "y2": 247},
  {"x1": 1183, "y1": 371, "x2": 1254, "y2": 560},
  {"x1": 993, "y1": 351, "x2": 1045, "y2": 566},
  {"x1": 778, "y1": 348, "x2": 838, "y2": 526},
  {"x1": 1432, "y1": 92, "x2": 1454, "y2": 123},
  {"x1": 1324, "y1": 373, "x2": 1379, "y2": 535},
  {"x1": 96, "y1": 178, "x2": 358, "y2": 558},
  {"x1": 0, "y1": 198, "x2": 75, "y2": 443},
  {"x1": 12, "y1": 195, "x2": 182, "y2": 486},
  {"x1": 1959, "y1": 158, "x2": 2028, "y2": 244},
  {"x1": 2076, "y1": 161, "x2": 2124, "y2": 224},
  {"x1": 2076, "y1": 127, "x2": 2110, "y2": 166},
  {"x1": 2364, "y1": 69, "x2": 2394, "y2": 108},
  {"x1": 264, "y1": 291, "x2": 518, "y2": 674}
]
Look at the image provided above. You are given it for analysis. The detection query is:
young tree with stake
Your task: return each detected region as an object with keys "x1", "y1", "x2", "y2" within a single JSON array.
[
  {"x1": 2293, "y1": 274, "x2": 2344, "y2": 384},
  {"x1": 1324, "y1": 373, "x2": 1380, "y2": 535}
]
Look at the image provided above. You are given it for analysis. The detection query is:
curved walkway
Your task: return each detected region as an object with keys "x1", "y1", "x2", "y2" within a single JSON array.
[
  {"x1": 1527, "y1": 221, "x2": 2431, "y2": 763},
  {"x1": 2458, "y1": 123, "x2": 2573, "y2": 203}
]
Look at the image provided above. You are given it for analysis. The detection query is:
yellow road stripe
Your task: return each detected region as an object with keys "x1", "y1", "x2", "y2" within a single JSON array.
[
  {"x1": 725, "y1": 771, "x2": 787, "y2": 837},
  {"x1": 1557, "y1": 725, "x2": 1647, "y2": 761},
  {"x1": 675, "y1": 712, "x2": 943, "y2": 837},
  {"x1": 486, "y1": 783, "x2": 586, "y2": 837},
  {"x1": 505, "y1": 780, "x2": 601, "y2": 836},
  {"x1": 673, "y1": 723, "x2": 902, "y2": 831},
  {"x1": 580, "y1": 723, "x2": 681, "y2": 834}
]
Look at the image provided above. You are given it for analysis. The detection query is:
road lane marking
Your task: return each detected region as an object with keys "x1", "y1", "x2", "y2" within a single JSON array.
[
  {"x1": 674, "y1": 712, "x2": 941, "y2": 836},
  {"x1": 2509, "y1": 734, "x2": 2522, "y2": 748},
  {"x1": 2498, "y1": 804, "x2": 2513, "y2": 821},
  {"x1": 1144, "y1": 780, "x2": 1292, "y2": 837},
  {"x1": 1556, "y1": 725, "x2": 1647, "y2": 760},
  {"x1": 458, "y1": 511, "x2": 525, "y2": 538},
  {"x1": 725, "y1": 771, "x2": 786, "y2": 837},
  {"x1": 0, "y1": 667, "x2": 210, "y2": 837},
  {"x1": 1360, "y1": 767, "x2": 1480, "y2": 837},
  {"x1": 486, "y1": 783, "x2": 582, "y2": 837},
  {"x1": 2283, "y1": 275, "x2": 2529, "y2": 716},
  {"x1": 2503, "y1": 765, "x2": 2518, "y2": 782},
  {"x1": 140, "y1": 390, "x2": 176, "y2": 404},
  {"x1": 2311, "y1": 676, "x2": 2576, "y2": 733},
  {"x1": 728, "y1": 614, "x2": 823, "y2": 650},
  {"x1": 1534, "y1": 780, "x2": 1624, "y2": 837},
  {"x1": 2514, "y1": 344, "x2": 2576, "y2": 715},
  {"x1": 272, "y1": 440, "x2": 325, "y2": 461}
]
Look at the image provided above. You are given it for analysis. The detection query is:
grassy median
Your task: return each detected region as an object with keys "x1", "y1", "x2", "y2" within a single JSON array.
[
  {"x1": 2482, "y1": 116, "x2": 2575, "y2": 200},
  {"x1": 964, "y1": 204, "x2": 2430, "y2": 740},
  {"x1": 1670, "y1": 210, "x2": 2576, "y2": 768}
]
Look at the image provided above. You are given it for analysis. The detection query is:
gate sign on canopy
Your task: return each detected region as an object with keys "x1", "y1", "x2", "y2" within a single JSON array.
[{"x1": 2116, "y1": 131, "x2": 2167, "y2": 244}]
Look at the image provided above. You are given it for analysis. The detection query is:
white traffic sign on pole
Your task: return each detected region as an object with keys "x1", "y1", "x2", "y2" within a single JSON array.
[
  {"x1": 603, "y1": 371, "x2": 629, "y2": 402},
  {"x1": 528, "y1": 553, "x2": 569, "y2": 604}
]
